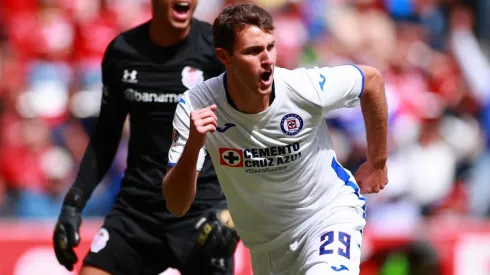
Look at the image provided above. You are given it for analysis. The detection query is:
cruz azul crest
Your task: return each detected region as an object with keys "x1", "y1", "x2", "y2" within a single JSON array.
[{"x1": 280, "y1": 113, "x2": 304, "y2": 136}]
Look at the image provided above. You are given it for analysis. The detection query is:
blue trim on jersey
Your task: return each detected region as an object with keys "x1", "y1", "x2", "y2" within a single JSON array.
[
  {"x1": 350, "y1": 65, "x2": 365, "y2": 98},
  {"x1": 168, "y1": 163, "x2": 177, "y2": 167},
  {"x1": 179, "y1": 98, "x2": 186, "y2": 104},
  {"x1": 331, "y1": 158, "x2": 350, "y2": 182},
  {"x1": 331, "y1": 157, "x2": 367, "y2": 234}
]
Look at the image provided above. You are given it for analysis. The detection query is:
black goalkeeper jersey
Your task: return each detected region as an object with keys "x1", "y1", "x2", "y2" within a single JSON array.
[{"x1": 73, "y1": 19, "x2": 225, "y2": 224}]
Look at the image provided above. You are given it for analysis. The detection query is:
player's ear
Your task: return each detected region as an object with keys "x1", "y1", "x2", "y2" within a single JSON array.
[{"x1": 216, "y1": 48, "x2": 231, "y2": 66}]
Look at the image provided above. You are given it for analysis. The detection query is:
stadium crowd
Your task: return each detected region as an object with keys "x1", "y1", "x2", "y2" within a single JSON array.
[{"x1": 0, "y1": 0, "x2": 489, "y2": 233}]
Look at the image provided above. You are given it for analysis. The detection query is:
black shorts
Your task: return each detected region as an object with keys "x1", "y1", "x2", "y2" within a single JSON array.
[{"x1": 83, "y1": 202, "x2": 233, "y2": 275}]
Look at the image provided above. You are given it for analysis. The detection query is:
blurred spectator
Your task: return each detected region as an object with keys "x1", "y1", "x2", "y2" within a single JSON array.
[
  {"x1": 8, "y1": 0, "x2": 75, "y2": 85},
  {"x1": 415, "y1": 0, "x2": 446, "y2": 50},
  {"x1": 274, "y1": 2, "x2": 308, "y2": 68},
  {"x1": 0, "y1": 176, "x2": 15, "y2": 216},
  {"x1": 72, "y1": 0, "x2": 119, "y2": 91},
  {"x1": 17, "y1": 141, "x2": 74, "y2": 218},
  {"x1": 446, "y1": 5, "x2": 490, "y2": 219}
]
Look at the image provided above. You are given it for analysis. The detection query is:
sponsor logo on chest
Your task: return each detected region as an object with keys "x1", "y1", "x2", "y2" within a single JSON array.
[
  {"x1": 121, "y1": 66, "x2": 204, "y2": 103},
  {"x1": 219, "y1": 142, "x2": 302, "y2": 174},
  {"x1": 124, "y1": 88, "x2": 183, "y2": 103},
  {"x1": 216, "y1": 113, "x2": 308, "y2": 173}
]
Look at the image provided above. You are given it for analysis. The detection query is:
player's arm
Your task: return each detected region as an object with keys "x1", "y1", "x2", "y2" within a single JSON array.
[
  {"x1": 355, "y1": 65, "x2": 388, "y2": 193},
  {"x1": 162, "y1": 98, "x2": 217, "y2": 217},
  {"x1": 66, "y1": 51, "x2": 128, "y2": 210},
  {"x1": 53, "y1": 45, "x2": 128, "y2": 271},
  {"x1": 357, "y1": 66, "x2": 388, "y2": 169},
  {"x1": 308, "y1": 64, "x2": 388, "y2": 193},
  {"x1": 163, "y1": 158, "x2": 200, "y2": 217},
  {"x1": 316, "y1": 64, "x2": 388, "y2": 167}
]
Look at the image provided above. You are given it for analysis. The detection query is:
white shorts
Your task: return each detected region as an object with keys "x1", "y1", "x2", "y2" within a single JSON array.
[{"x1": 251, "y1": 192, "x2": 366, "y2": 275}]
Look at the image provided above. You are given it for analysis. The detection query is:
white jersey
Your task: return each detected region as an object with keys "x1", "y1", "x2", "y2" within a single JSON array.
[{"x1": 169, "y1": 65, "x2": 366, "y2": 253}]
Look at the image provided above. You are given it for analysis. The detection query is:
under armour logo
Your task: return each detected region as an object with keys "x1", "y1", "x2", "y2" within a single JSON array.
[
  {"x1": 211, "y1": 258, "x2": 225, "y2": 268},
  {"x1": 122, "y1": 69, "x2": 138, "y2": 83}
]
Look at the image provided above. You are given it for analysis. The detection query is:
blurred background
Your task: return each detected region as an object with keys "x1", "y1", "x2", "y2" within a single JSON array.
[{"x1": 0, "y1": 0, "x2": 489, "y2": 274}]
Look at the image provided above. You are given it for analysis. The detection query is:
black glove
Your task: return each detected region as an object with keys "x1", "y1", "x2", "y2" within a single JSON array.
[
  {"x1": 53, "y1": 189, "x2": 85, "y2": 271},
  {"x1": 195, "y1": 209, "x2": 240, "y2": 259}
]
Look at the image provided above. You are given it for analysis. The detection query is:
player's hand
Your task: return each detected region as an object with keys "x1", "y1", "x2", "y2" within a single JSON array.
[
  {"x1": 188, "y1": 105, "x2": 217, "y2": 149},
  {"x1": 354, "y1": 161, "x2": 388, "y2": 194},
  {"x1": 194, "y1": 209, "x2": 240, "y2": 259},
  {"x1": 53, "y1": 205, "x2": 82, "y2": 271}
]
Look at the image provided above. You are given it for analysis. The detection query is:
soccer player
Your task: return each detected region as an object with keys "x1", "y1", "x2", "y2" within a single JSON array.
[
  {"x1": 53, "y1": 1, "x2": 239, "y2": 275},
  {"x1": 163, "y1": 3, "x2": 388, "y2": 275}
]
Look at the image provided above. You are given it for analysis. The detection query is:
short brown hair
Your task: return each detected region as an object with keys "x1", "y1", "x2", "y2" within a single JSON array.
[{"x1": 213, "y1": 4, "x2": 275, "y2": 54}]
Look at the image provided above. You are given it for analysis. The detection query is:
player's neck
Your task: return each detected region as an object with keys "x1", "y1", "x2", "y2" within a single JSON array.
[
  {"x1": 226, "y1": 74, "x2": 272, "y2": 114},
  {"x1": 149, "y1": 18, "x2": 191, "y2": 47}
]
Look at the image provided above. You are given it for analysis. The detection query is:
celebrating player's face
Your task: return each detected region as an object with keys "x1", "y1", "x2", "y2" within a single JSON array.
[
  {"x1": 228, "y1": 26, "x2": 276, "y2": 95},
  {"x1": 153, "y1": 0, "x2": 197, "y2": 30}
]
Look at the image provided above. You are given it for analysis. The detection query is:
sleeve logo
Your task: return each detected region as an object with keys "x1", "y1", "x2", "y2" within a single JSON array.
[{"x1": 319, "y1": 73, "x2": 326, "y2": 91}]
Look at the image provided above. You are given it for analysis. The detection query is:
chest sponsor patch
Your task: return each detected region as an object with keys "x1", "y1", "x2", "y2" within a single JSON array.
[{"x1": 218, "y1": 142, "x2": 302, "y2": 173}]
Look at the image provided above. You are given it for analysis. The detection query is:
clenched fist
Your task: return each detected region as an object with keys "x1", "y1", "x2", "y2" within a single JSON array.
[
  {"x1": 188, "y1": 105, "x2": 218, "y2": 149},
  {"x1": 354, "y1": 161, "x2": 388, "y2": 194}
]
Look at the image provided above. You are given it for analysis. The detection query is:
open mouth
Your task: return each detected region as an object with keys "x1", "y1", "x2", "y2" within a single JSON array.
[
  {"x1": 173, "y1": 2, "x2": 190, "y2": 14},
  {"x1": 260, "y1": 71, "x2": 272, "y2": 82}
]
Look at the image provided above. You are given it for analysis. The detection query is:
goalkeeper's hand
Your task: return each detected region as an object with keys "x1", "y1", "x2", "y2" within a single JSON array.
[
  {"x1": 53, "y1": 205, "x2": 82, "y2": 271},
  {"x1": 194, "y1": 209, "x2": 240, "y2": 259}
]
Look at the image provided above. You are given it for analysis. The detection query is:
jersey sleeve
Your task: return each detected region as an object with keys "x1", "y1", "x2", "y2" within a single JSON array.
[
  {"x1": 168, "y1": 93, "x2": 207, "y2": 171},
  {"x1": 305, "y1": 65, "x2": 365, "y2": 114},
  {"x1": 70, "y1": 39, "x2": 129, "y2": 203},
  {"x1": 99, "y1": 47, "x2": 129, "y2": 121}
]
